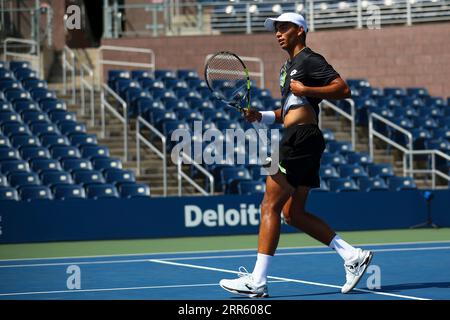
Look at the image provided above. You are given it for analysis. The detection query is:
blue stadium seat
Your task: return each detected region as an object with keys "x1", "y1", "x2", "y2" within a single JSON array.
[
  {"x1": 310, "y1": 179, "x2": 330, "y2": 193},
  {"x1": 73, "y1": 170, "x2": 105, "y2": 186},
  {"x1": 406, "y1": 87, "x2": 429, "y2": 98},
  {"x1": 53, "y1": 185, "x2": 86, "y2": 200},
  {"x1": 61, "y1": 158, "x2": 93, "y2": 172},
  {"x1": 20, "y1": 146, "x2": 51, "y2": 161},
  {"x1": 21, "y1": 110, "x2": 50, "y2": 125},
  {"x1": 14, "y1": 100, "x2": 40, "y2": 113},
  {"x1": 433, "y1": 127, "x2": 450, "y2": 141},
  {"x1": 10, "y1": 135, "x2": 40, "y2": 148},
  {"x1": 0, "y1": 159, "x2": 30, "y2": 174},
  {"x1": 320, "y1": 152, "x2": 347, "y2": 167},
  {"x1": 30, "y1": 123, "x2": 60, "y2": 137},
  {"x1": 50, "y1": 145, "x2": 81, "y2": 160},
  {"x1": 104, "y1": 168, "x2": 136, "y2": 186},
  {"x1": 345, "y1": 152, "x2": 373, "y2": 167},
  {"x1": 0, "y1": 147, "x2": 20, "y2": 161},
  {"x1": 220, "y1": 167, "x2": 251, "y2": 193},
  {"x1": 328, "y1": 178, "x2": 359, "y2": 192},
  {"x1": 22, "y1": 79, "x2": 47, "y2": 91},
  {"x1": 0, "y1": 186, "x2": 19, "y2": 200},
  {"x1": 19, "y1": 185, "x2": 53, "y2": 201},
  {"x1": 58, "y1": 121, "x2": 86, "y2": 136},
  {"x1": 30, "y1": 158, "x2": 62, "y2": 173},
  {"x1": 175, "y1": 109, "x2": 203, "y2": 122},
  {"x1": 388, "y1": 177, "x2": 417, "y2": 191},
  {"x1": 384, "y1": 87, "x2": 407, "y2": 98},
  {"x1": 119, "y1": 183, "x2": 151, "y2": 198},
  {"x1": 41, "y1": 171, "x2": 74, "y2": 187},
  {"x1": 8, "y1": 172, "x2": 40, "y2": 188},
  {"x1": 235, "y1": 180, "x2": 265, "y2": 195},
  {"x1": 10, "y1": 60, "x2": 31, "y2": 71},
  {"x1": 86, "y1": 184, "x2": 119, "y2": 199},
  {"x1": 40, "y1": 99, "x2": 67, "y2": 112},
  {"x1": 30, "y1": 88, "x2": 56, "y2": 102},
  {"x1": 0, "y1": 111, "x2": 21, "y2": 125},
  {"x1": 0, "y1": 101, "x2": 13, "y2": 112},
  {"x1": 338, "y1": 164, "x2": 368, "y2": 180},
  {"x1": 439, "y1": 117, "x2": 450, "y2": 127},
  {"x1": 424, "y1": 139, "x2": 450, "y2": 153},
  {"x1": 162, "y1": 120, "x2": 189, "y2": 137},
  {"x1": 0, "y1": 135, "x2": 11, "y2": 149},
  {"x1": 394, "y1": 106, "x2": 418, "y2": 119},
  {"x1": 92, "y1": 158, "x2": 123, "y2": 171},
  {"x1": 1, "y1": 123, "x2": 31, "y2": 137},
  {"x1": 40, "y1": 134, "x2": 70, "y2": 148},
  {"x1": 319, "y1": 165, "x2": 339, "y2": 182},
  {"x1": 131, "y1": 70, "x2": 153, "y2": 80},
  {"x1": 414, "y1": 117, "x2": 439, "y2": 130},
  {"x1": 367, "y1": 163, "x2": 395, "y2": 180},
  {"x1": 80, "y1": 145, "x2": 110, "y2": 159},
  {"x1": 4, "y1": 88, "x2": 31, "y2": 102},
  {"x1": 357, "y1": 177, "x2": 388, "y2": 192},
  {"x1": 409, "y1": 128, "x2": 432, "y2": 150},
  {"x1": 66, "y1": 134, "x2": 96, "y2": 149},
  {"x1": 327, "y1": 140, "x2": 352, "y2": 154},
  {"x1": 48, "y1": 110, "x2": 77, "y2": 123},
  {"x1": 322, "y1": 129, "x2": 336, "y2": 141}
]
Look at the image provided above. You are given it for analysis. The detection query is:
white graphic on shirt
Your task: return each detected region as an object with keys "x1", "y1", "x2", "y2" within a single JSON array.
[{"x1": 290, "y1": 69, "x2": 298, "y2": 76}]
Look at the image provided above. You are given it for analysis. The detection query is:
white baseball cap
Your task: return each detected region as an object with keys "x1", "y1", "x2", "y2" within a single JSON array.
[{"x1": 264, "y1": 13, "x2": 308, "y2": 33}]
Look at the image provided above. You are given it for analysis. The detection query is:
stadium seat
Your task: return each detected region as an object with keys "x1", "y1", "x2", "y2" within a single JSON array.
[
  {"x1": 69, "y1": 133, "x2": 98, "y2": 147},
  {"x1": 41, "y1": 171, "x2": 74, "y2": 187},
  {"x1": 30, "y1": 123, "x2": 60, "y2": 136},
  {"x1": 21, "y1": 111, "x2": 50, "y2": 125},
  {"x1": 40, "y1": 134, "x2": 70, "y2": 148},
  {"x1": 50, "y1": 145, "x2": 81, "y2": 160},
  {"x1": 345, "y1": 152, "x2": 373, "y2": 167},
  {"x1": 30, "y1": 158, "x2": 62, "y2": 173},
  {"x1": 61, "y1": 158, "x2": 93, "y2": 172},
  {"x1": 388, "y1": 176, "x2": 417, "y2": 191},
  {"x1": 327, "y1": 140, "x2": 352, "y2": 154},
  {"x1": 8, "y1": 172, "x2": 40, "y2": 188},
  {"x1": 236, "y1": 180, "x2": 266, "y2": 195},
  {"x1": 53, "y1": 185, "x2": 86, "y2": 200},
  {"x1": 58, "y1": 121, "x2": 86, "y2": 136},
  {"x1": 10, "y1": 135, "x2": 40, "y2": 148},
  {"x1": 357, "y1": 177, "x2": 389, "y2": 192},
  {"x1": 1, "y1": 123, "x2": 32, "y2": 137},
  {"x1": 92, "y1": 158, "x2": 123, "y2": 171},
  {"x1": 0, "y1": 135, "x2": 11, "y2": 149},
  {"x1": 86, "y1": 184, "x2": 119, "y2": 199},
  {"x1": 20, "y1": 146, "x2": 51, "y2": 161},
  {"x1": 73, "y1": 170, "x2": 105, "y2": 186},
  {"x1": 338, "y1": 164, "x2": 368, "y2": 180},
  {"x1": 0, "y1": 174, "x2": 8, "y2": 187},
  {"x1": 104, "y1": 169, "x2": 136, "y2": 186},
  {"x1": 0, "y1": 160, "x2": 30, "y2": 174},
  {"x1": 80, "y1": 145, "x2": 110, "y2": 159},
  {"x1": 319, "y1": 165, "x2": 340, "y2": 181},
  {"x1": 0, "y1": 147, "x2": 21, "y2": 161},
  {"x1": 328, "y1": 178, "x2": 359, "y2": 192},
  {"x1": 19, "y1": 185, "x2": 53, "y2": 201},
  {"x1": 320, "y1": 152, "x2": 347, "y2": 167},
  {"x1": 0, "y1": 186, "x2": 19, "y2": 200},
  {"x1": 119, "y1": 183, "x2": 151, "y2": 198},
  {"x1": 220, "y1": 167, "x2": 251, "y2": 193},
  {"x1": 367, "y1": 163, "x2": 395, "y2": 180}
]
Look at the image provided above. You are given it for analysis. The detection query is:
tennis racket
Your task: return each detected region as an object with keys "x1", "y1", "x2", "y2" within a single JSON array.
[{"x1": 204, "y1": 51, "x2": 251, "y2": 114}]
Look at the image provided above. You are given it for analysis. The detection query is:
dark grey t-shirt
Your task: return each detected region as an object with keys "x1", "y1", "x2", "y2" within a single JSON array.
[{"x1": 279, "y1": 47, "x2": 340, "y2": 121}]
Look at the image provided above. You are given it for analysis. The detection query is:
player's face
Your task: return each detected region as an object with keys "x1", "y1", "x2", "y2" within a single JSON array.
[{"x1": 275, "y1": 22, "x2": 302, "y2": 51}]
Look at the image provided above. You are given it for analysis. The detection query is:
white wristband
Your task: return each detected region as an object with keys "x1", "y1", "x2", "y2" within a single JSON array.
[{"x1": 260, "y1": 111, "x2": 276, "y2": 125}]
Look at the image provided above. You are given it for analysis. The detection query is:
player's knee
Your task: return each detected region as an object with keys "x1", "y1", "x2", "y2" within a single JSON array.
[{"x1": 261, "y1": 199, "x2": 281, "y2": 217}]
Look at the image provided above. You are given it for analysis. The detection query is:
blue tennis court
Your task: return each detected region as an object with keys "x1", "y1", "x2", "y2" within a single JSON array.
[{"x1": 0, "y1": 241, "x2": 449, "y2": 300}]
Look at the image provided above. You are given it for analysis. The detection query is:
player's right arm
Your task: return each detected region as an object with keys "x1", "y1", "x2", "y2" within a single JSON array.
[{"x1": 244, "y1": 108, "x2": 283, "y2": 124}]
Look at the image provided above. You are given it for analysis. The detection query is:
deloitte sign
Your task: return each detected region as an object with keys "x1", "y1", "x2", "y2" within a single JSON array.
[{"x1": 184, "y1": 203, "x2": 261, "y2": 228}]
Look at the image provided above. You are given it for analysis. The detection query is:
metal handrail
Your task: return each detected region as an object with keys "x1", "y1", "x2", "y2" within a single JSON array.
[
  {"x1": 100, "y1": 83, "x2": 128, "y2": 162},
  {"x1": 405, "y1": 149, "x2": 450, "y2": 189},
  {"x1": 80, "y1": 63, "x2": 95, "y2": 126},
  {"x1": 177, "y1": 151, "x2": 214, "y2": 196},
  {"x1": 135, "y1": 116, "x2": 167, "y2": 197},
  {"x1": 320, "y1": 99, "x2": 356, "y2": 150},
  {"x1": 62, "y1": 45, "x2": 76, "y2": 104},
  {"x1": 3, "y1": 37, "x2": 41, "y2": 75},
  {"x1": 204, "y1": 53, "x2": 265, "y2": 88},
  {"x1": 369, "y1": 112, "x2": 413, "y2": 176},
  {"x1": 97, "y1": 45, "x2": 156, "y2": 88}
]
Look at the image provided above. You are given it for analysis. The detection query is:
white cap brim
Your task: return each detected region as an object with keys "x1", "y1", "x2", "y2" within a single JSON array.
[{"x1": 264, "y1": 13, "x2": 308, "y2": 33}]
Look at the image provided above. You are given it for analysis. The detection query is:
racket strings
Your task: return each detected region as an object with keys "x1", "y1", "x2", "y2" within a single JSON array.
[{"x1": 206, "y1": 54, "x2": 247, "y2": 92}]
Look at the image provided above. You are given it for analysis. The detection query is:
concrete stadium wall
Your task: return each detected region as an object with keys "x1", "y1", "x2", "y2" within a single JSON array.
[{"x1": 101, "y1": 22, "x2": 450, "y2": 99}]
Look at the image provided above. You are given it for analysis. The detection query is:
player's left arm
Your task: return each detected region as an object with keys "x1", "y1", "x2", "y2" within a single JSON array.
[
  {"x1": 290, "y1": 53, "x2": 351, "y2": 100},
  {"x1": 290, "y1": 77, "x2": 351, "y2": 100}
]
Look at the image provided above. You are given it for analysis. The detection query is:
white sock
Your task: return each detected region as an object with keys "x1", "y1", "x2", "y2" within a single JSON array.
[
  {"x1": 329, "y1": 235, "x2": 358, "y2": 261},
  {"x1": 252, "y1": 253, "x2": 272, "y2": 287}
]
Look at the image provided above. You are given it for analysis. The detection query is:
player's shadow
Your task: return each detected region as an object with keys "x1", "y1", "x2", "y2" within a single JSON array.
[{"x1": 346, "y1": 281, "x2": 450, "y2": 295}]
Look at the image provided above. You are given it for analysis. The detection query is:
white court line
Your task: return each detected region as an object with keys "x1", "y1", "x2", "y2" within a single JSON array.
[
  {"x1": 149, "y1": 259, "x2": 430, "y2": 301},
  {"x1": 0, "y1": 280, "x2": 288, "y2": 297},
  {"x1": 1, "y1": 239, "x2": 450, "y2": 262},
  {"x1": 1, "y1": 245, "x2": 450, "y2": 269}
]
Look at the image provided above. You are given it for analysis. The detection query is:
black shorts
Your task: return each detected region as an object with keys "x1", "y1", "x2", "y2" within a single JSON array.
[{"x1": 277, "y1": 124, "x2": 326, "y2": 189}]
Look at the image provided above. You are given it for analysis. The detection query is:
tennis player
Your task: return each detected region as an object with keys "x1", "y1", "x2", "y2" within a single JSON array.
[{"x1": 219, "y1": 13, "x2": 373, "y2": 298}]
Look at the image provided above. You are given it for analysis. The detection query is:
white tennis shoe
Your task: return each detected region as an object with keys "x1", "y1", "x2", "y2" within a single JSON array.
[
  {"x1": 219, "y1": 267, "x2": 269, "y2": 298},
  {"x1": 341, "y1": 248, "x2": 374, "y2": 294}
]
